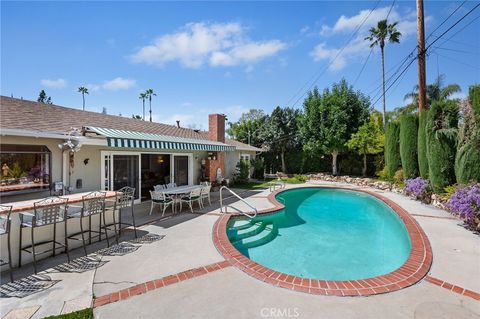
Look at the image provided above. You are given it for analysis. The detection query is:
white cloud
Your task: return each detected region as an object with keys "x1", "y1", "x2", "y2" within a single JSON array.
[
  {"x1": 40, "y1": 78, "x2": 67, "y2": 89},
  {"x1": 312, "y1": 6, "x2": 432, "y2": 71},
  {"x1": 102, "y1": 77, "x2": 136, "y2": 90},
  {"x1": 300, "y1": 26, "x2": 310, "y2": 34},
  {"x1": 131, "y1": 22, "x2": 286, "y2": 68},
  {"x1": 85, "y1": 83, "x2": 101, "y2": 92}
]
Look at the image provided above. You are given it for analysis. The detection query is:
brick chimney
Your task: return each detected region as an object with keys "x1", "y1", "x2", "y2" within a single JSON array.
[
  {"x1": 205, "y1": 114, "x2": 226, "y2": 183},
  {"x1": 208, "y1": 114, "x2": 225, "y2": 143}
]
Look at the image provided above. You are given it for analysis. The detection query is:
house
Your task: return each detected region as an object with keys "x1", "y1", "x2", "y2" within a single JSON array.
[{"x1": 0, "y1": 96, "x2": 262, "y2": 202}]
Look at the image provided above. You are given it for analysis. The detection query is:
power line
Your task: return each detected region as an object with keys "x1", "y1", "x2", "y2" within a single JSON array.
[
  {"x1": 425, "y1": 0, "x2": 467, "y2": 42},
  {"x1": 285, "y1": 0, "x2": 383, "y2": 107}
]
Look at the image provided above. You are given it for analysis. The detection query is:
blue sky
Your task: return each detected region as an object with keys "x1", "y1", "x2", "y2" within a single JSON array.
[{"x1": 2, "y1": 1, "x2": 479, "y2": 130}]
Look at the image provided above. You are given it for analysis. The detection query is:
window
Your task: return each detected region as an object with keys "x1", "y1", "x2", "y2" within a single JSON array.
[{"x1": 0, "y1": 144, "x2": 52, "y2": 195}]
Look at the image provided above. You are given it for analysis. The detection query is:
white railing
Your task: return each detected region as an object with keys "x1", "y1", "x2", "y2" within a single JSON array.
[{"x1": 219, "y1": 186, "x2": 258, "y2": 219}]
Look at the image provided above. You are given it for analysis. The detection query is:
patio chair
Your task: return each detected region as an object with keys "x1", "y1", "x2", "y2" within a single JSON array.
[
  {"x1": 153, "y1": 184, "x2": 166, "y2": 191},
  {"x1": 166, "y1": 183, "x2": 177, "y2": 189},
  {"x1": 200, "y1": 184, "x2": 212, "y2": 206},
  {"x1": 67, "y1": 191, "x2": 109, "y2": 256},
  {"x1": 179, "y1": 187, "x2": 203, "y2": 213},
  {"x1": 200, "y1": 181, "x2": 211, "y2": 186},
  {"x1": 104, "y1": 186, "x2": 137, "y2": 244},
  {"x1": 149, "y1": 191, "x2": 174, "y2": 216},
  {"x1": 0, "y1": 205, "x2": 13, "y2": 282},
  {"x1": 19, "y1": 197, "x2": 70, "y2": 274}
]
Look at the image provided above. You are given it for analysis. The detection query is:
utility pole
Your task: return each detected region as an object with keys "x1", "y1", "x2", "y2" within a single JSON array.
[{"x1": 417, "y1": 0, "x2": 427, "y2": 112}]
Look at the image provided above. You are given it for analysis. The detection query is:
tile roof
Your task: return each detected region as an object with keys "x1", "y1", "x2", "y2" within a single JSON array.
[{"x1": 0, "y1": 96, "x2": 261, "y2": 151}]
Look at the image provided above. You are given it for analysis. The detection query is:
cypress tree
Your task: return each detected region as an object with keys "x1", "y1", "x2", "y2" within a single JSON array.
[
  {"x1": 455, "y1": 85, "x2": 480, "y2": 184},
  {"x1": 426, "y1": 100, "x2": 459, "y2": 192},
  {"x1": 385, "y1": 121, "x2": 401, "y2": 179},
  {"x1": 400, "y1": 114, "x2": 419, "y2": 179},
  {"x1": 417, "y1": 110, "x2": 429, "y2": 179}
]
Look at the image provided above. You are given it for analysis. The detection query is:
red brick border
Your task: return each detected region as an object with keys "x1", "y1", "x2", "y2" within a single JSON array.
[
  {"x1": 212, "y1": 186, "x2": 433, "y2": 297},
  {"x1": 93, "y1": 260, "x2": 231, "y2": 308},
  {"x1": 425, "y1": 276, "x2": 480, "y2": 301}
]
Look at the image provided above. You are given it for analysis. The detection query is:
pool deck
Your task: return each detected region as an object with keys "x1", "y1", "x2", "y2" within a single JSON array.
[{"x1": 1, "y1": 182, "x2": 479, "y2": 318}]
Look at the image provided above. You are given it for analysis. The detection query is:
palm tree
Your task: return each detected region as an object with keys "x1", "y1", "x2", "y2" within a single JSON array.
[
  {"x1": 145, "y1": 89, "x2": 156, "y2": 122},
  {"x1": 365, "y1": 19, "x2": 402, "y2": 130},
  {"x1": 404, "y1": 74, "x2": 461, "y2": 106},
  {"x1": 139, "y1": 92, "x2": 147, "y2": 120},
  {"x1": 78, "y1": 86, "x2": 89, "y2": 110}
]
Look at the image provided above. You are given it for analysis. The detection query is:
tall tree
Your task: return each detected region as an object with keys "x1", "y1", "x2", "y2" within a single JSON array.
[
  {"x1": 300, "y1": 80, "x2": 370, "y2": 175},
  {"x1": 347, "y1": 111, "x2": 384, "y2": 176},
  {"x1": 37, "y1": 90, "x2": 52, "y2": 104},
  {"x1": 227, "y1": 109, "x2": 267, "y2": 147},
  {"x1": 365, "y1": 19, "x2": 402, "y2": 129},
  {"x1": 404, "y1": 74, "x2": 461, "y2": 106},
  {"x1": 139, "y1": 92, "x2": 147, "y2": 120},
  {"x1": 261, "y1": 106, "x2": 300, "y2": 173},
  {"x1": 132, "y1": 114, "x2": 142, "y2": 120},
  {"x1": 78, "y1": 86, "x2": 89, "y2": 110},
  {"x1": 145, "y1": 89, "x2": 156, "y2": 122}
]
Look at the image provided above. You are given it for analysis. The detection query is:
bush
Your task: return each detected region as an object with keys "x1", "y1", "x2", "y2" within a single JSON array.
[
  {"x1": 399, "y1": 114, "x2": 419, "y2": 179},
  {"x1": 418, "y1": 110, "x2": 429, "y2": 179},
  {"x1": 426, "y1": 100, "x2": 459, "y2": 192},
  {"x1": 250, "y1": 157, "x2": 265, "y2": 179},
  {"x1": 393, "y1": 169, "x2": 404, "y2": 186},
  {"x1": 234, "y1": 159, "x2": 250, "y2": 183},
  {"x1": 455, "y1": 86, "x2": 480, "y2": 184},
  {"x1": 384, "y1": 121, "x2": 401, "y2": 179},
  {"x1": 404, "y1": 177, "x2": 431, "y2": 203},
  {"x1": 445, "y1": 184, "x2": 480, "y2": 229}
]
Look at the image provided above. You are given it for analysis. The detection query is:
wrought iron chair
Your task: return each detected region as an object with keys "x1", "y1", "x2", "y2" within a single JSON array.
[
  {"x1": 153, "y1": 184, "x2": 166, "y2": 191},
  {"x1": 200, "y1": 184, "x2": 212, "y2": 207},
  {"x1": 149, "y1": 191, "x2": 174, "y2": 216},
  {"x1": 67, "y1": 191, "x2": 108, "y2": 256},
  {"x1": 0, "y1": 205, "x2": 13, "y2": 282},
  {"x1": 104, "y1": 186, "x2": 137, "y2": 245},
  {"x1": 19, "y1": 197, "x2": 69, "y2": 274},
  {"x1": 179, "y1": 187, "x2": 203, "y2": 213}
]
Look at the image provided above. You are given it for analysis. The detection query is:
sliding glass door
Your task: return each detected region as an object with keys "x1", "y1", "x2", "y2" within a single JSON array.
[
  {"x1": 173, "y1": 155, "x2": 189, "y2": 186},
  {"x1": 102, "y1": 153, "x2": 140, "y2": 200}
]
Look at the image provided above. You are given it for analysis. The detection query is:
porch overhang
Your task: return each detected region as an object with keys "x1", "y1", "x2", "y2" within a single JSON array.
[{"x1": 84, "y1": 126, "x2": 235, "y2": 152}]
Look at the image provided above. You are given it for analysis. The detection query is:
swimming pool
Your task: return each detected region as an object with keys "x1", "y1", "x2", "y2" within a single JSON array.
[{"x1": 227, "y1": 188, "x2": 412, "y2": 280}]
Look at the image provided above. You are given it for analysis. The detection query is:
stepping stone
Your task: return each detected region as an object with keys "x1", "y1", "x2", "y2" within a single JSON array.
[
  {"x1": 61, "y1": 296, "x2": 92, "y2": 314},
  {"x1": 2, "y1": 305, "x2": 40, "y2": 319}
]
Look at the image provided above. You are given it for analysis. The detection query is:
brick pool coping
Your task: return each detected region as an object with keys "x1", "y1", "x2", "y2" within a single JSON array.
[{"x1": 212, "y1": 185, "x2": 433, "y2": 296}]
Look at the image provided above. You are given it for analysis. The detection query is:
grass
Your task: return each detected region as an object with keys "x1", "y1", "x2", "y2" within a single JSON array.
[
  {"x1": 43, "y1": 309, "x2": 93, "y2": 319},
  {"x1": 232, "y1": 175, "x2": 308, "y2": 190}
]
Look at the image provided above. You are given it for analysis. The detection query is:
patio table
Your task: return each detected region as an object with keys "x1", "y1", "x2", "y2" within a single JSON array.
[{"x1": 161, "y1": 185, "x2": 204, "y2": 213}]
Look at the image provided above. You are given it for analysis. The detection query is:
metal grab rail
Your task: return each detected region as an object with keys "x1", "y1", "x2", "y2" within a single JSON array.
[{"x1": 219, "y1": 186, "x2": 258, "y2": 219}]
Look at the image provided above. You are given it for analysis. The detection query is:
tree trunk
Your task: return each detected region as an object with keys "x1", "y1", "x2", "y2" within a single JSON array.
[
  {"x1": 149, "y1": 98, "x2": 152, "y2": 122},
  {"x1": 142, "y1": 100, "x2": 145, "y2": 120},
  {"x1": 362, "y1": 152, "x2": 367, "y2": 177},
  {"x1": 82, "y1": 94, "x2": 85, "y2": 111},
  {"x1": 332, "y1": 149, "x2": 338, "y2": 176},
  {"x1": 280, "y1": 151, "x2": 286, "y2": 173},
  {"x1": 381, "y1": 45, "x2": 386, "y2": 130}
]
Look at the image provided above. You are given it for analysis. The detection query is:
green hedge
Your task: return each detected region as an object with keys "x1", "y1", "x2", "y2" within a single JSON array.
[
  {"x1": 426, "y1": 100, "x2": 459, "y2": 191},
  {"x1": 384, "y1": 121, "x2": 401, "y2": 179},
  {"x1": 417, "y1": 110, "x2": 429, "y2": 179},
  {"x1": 399, "y1": 114, "x2": 419, "y2": 179},
  {"x1": 455, "y1": 85, "x2": 480, "y2": 184}
]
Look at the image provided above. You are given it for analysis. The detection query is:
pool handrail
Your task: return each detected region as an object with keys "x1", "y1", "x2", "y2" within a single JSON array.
[{"x1": 219, "y1": 186, "x2": 258, "y2": 219}]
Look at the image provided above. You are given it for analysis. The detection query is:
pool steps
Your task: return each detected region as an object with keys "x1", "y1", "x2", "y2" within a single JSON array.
[{"x1": 229, "y1": 220, "x2": 278, "y2": 249}]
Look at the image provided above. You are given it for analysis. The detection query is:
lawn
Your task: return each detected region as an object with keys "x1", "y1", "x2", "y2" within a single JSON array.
[
  {"x1": 232, "y1": 175, "x2": 307, "y2": 190},
  {"x1": 43, "y1": 309, "x2": 93, "y2": 319}
]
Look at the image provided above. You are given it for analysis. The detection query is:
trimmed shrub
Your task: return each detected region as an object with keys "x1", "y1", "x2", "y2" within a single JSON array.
[
  {"x1": 417, "y1": 110, "x2": 429, "y2": 179},
  {"x1": 455, "y1": 85, "x2": 480, "y2": 184},
  {"x1": 384, "y1": 121, "x2": 401, "y2": 179},
  {"x1": 399, "y1": 114, "x2": 419, "y2": 179},
  {"x1": 426, "y1": 100, "x2": 459, "y2": 192}
]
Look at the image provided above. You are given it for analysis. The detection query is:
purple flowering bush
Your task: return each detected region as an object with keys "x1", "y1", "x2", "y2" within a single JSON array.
[
  {"x1": 446, "y1": 184, "x2": 480, "y2": 230},
  {"x1": 404, "y1": 177, "x2": 432, "y2": 203}
]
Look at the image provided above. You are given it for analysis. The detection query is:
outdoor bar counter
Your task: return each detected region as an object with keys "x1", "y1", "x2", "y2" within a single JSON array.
[{"x1": 0, "y1": 191, "x2": 120, "y2": 269}]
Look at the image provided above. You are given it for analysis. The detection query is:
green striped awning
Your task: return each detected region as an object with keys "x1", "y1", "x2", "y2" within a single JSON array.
[{"x1": 84, "y1": 126, "x2": 235, "y2": 152}]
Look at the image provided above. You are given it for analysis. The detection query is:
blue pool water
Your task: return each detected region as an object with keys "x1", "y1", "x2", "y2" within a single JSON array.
[{"x1": 227, "y1": 188, "x2": 411, "y2": 280}]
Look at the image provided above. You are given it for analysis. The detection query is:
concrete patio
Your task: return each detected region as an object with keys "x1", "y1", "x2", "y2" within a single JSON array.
[{"x1": 1, "y1": 183, "x2": 479, "y2": 319}]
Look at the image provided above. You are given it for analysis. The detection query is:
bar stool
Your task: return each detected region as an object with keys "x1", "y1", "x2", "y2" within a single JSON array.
[
  {"x1": 19, "y1": 197, "x2": 70, "y2": 274},
  {"x1": 67, "y1": 191, "x2": 108, "y2": 256},
  {"x1": 104, "y1": 186, "x2": 137, "y2": 244},
  {"x1": 0, "y1": 205, "x2": 13, "y2": 282}
]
